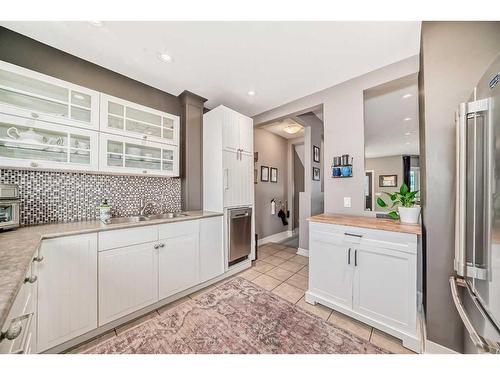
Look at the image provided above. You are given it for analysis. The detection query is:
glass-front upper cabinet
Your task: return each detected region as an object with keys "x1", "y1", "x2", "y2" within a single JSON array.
[
  {"x1": 0, "y1": 113, "x2": 98, "y2": 171},
  {"x1": 99, "y1": 133, "x2": 179, "y2": 177},
  {"x1": 100, "y1": 94, "x2": 180, "y2": 146},
  {"x1": 0, "y1": 61, "x2": 99, "y2": 130}
]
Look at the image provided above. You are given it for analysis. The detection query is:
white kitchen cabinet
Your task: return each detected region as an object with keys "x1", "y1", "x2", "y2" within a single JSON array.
[
  {"x1": 222, "y1": 150, "x2": 254, "y2": 208},
  {"x1": 100, "y1": 93, "x2": 180, "y2": 146},
  {"x1": 0, "y1": 112, "x2": 98, "y2": 171},
  {"x1": 199, "y1": 216, "x2": 224, "y2": 283},
  {"x1": 217, "y1": 105, "x2": 253, "y2": 154},
  {"x1": 306, "y1": 221, "x2": 419, "y2": 351},
  {"x1": 158, "y1": 221, "x2": 200, "y2": 299},
  {"x1": 309, "y1": 230, "x2": 353, "y2": 309},
  {"x1": 37, "y1": 233, "x2": 98, "y2": 352},
  {"x1": 99, "y1": 241, "x2": 159, "y2": 325},
  {"x1": 0, "y1": 60, "x2": 99, "y2": 130},
  {"x1": 99, "y1": 133, "x2": 179, "y2": 177},
  {"x1": 0, "y1": 262, "x2": 38, "y2": 354}
]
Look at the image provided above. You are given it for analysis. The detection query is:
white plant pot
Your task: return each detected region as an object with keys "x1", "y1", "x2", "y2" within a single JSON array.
[{"x1": 398, "y1": 206, "x2": 421, "y2": 224}]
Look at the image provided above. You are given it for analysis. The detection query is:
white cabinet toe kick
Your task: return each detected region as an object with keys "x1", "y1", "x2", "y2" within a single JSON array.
[{"x1": 306, "y1": 220, "x2": 422, "y2": 353}]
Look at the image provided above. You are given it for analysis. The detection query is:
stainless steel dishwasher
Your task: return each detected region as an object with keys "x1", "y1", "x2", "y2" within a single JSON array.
[{"x1": 228, "y1": 207, "x2": 252, "y2": 266}]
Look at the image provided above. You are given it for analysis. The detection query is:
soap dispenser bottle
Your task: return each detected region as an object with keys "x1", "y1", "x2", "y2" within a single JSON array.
[{"x1": 99, "y1": 198, "x2": 111, "y2": 224}]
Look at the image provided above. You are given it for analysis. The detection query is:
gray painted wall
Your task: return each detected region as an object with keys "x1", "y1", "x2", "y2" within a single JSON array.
[
  {"x1": 365, "y1": 155, "x2": 403, "y2": 211},
  {"x1": 254, "y1": 56, "x2": 419, "y2": 217},
  {"x1": 254, "y1": 128, "x2": 289, "y2": 239},
  {"x1": 419, "y1": 21, "x2": 500, "y2": 352},
  {"x1": 0, "y1": 27, "x2": 181, "y2": 115}
]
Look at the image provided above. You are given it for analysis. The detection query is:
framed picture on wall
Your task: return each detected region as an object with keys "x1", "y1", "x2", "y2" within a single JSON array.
[
  {"x1": 379, "y1": 174, "x2": 397, "y2": 187},
  {"x1": 313, "y1": 145, "x2": 320, "y2": 163},
  {"x1": 261, "y1": 166, "x2": 269, "y2": 182},
  {"x1": 270, "y1": 167, "x2": 278, "y2": 183},
  {"x1": 313, "y1": 167, "x2": 320, "y2": 181}
]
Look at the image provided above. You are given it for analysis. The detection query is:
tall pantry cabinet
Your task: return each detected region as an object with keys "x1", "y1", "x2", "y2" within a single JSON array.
[{"x1": 203, "y1": 105, "x2": 255, "y2": 266}]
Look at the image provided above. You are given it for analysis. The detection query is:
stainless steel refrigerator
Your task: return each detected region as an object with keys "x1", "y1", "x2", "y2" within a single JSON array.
[{"x1": 453, "y1": 53, "x2": 500, "y2": 353}]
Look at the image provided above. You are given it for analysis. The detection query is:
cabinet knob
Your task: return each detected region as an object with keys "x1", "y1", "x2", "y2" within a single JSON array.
[
  {"x1": 0, "y1": 322, "x2": 22, "y2": 342},
  {"x1": 142, "y1": 135, "x2": 147, "y2": 140},
  {"x1": 154, "y1": 244, "x2": 160, "y2": 250},
  {"x1": 30, "y1": 162, "x2": 39, "y2": 168},
  {"x1": 31, "y1": 112, "x2": 39, "y2": 119},
  {"x1": 33, "y1": 255, "x2": 44, "y2": 263},
  {"x1": 24, "y1": 275, "x2": 37, "y2": 284},
  {"x1": 142, "y1": 170, "x2": 147, "y2": 174},
  {"x1": 159, "y1": 243, "x2": 165, "y2": 248}
]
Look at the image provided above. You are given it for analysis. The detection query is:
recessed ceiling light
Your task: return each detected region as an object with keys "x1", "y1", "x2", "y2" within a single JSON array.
[
  {"x1": 158, "y1": 53, "x2": 173, "y2": 63},
  {"x1": 402, "y1": 93, "x2": 413, "y2": 99},
  {"x1": 247, "y1": 90, "x2": 256, "y2": 97},
  {"x1": 406, "y1": 142, "x2": 411, "y2": 145},
  {"x1": 404, "y1": 117, "x2": 412, "y2": 122},
  {"x1": 88, "y1": 21, "x2": 103, "y2": 27},
  {"x1": 405, "y1": 132, "x2": 411, "y2": 136},
  {"x1": 283, "y1": 124, "x2": 303, "y2": 134}
]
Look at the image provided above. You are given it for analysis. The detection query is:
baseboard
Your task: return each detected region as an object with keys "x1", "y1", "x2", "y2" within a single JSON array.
[
  {"x1": 297, "y1": 247, "x2": 309, "y2": 257},
  {"x1": 424, "y1": 340, "x2": 458, "y2": 354},
  {"x1": 257, "y1": 230, "x2": 293, "y2": 246}
]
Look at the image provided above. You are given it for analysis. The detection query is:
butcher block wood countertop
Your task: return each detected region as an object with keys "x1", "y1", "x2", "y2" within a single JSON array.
[{"x1": 307, "y1": 214, "x2": 422, "y2": 236}]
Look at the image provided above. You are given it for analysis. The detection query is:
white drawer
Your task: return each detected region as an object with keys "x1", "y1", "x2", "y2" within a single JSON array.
[
  {"x1": 158, "y1": 220, "x2": 199, "y2": 239},
  {"x1": 99, "y1": 225, "x2": 158, "y2": 251}
]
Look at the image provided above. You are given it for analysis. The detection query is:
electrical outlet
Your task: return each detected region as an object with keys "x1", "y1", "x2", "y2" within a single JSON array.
[{"x1": 344, "y1": 197, "x2": 351, "y2": 208}]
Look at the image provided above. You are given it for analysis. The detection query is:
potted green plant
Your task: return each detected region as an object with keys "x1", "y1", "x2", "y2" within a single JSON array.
[{"x1": 377, "y1": 183, "x2": 420, "y2": 224}]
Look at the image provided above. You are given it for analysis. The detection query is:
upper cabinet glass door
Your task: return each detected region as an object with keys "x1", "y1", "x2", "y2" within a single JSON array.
[
  {"x1": 100, "y1": 94, "x2": 180, "y2": 146},
  {"x1": 0, "y1": 61, "x2": 99, "y2": 130},
  {"x1": 0, "y1": 113, "x2": 98, "y2": 171}
]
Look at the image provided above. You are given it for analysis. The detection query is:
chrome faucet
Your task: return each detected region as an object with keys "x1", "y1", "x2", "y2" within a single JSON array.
[{"x1": 139, "y1": 198, "x2": 156, "y2": 216}]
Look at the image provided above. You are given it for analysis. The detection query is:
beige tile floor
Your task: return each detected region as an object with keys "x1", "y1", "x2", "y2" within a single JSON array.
[{"x1": 68, "y1": 242, "x2": 414, "y2": 354}]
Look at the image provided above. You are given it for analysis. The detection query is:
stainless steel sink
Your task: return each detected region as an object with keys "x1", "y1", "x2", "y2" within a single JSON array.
[
  {"x1": 147, "y1": 212, "x2": 188, "y2": 220},
  {"x1": 107, "y1": 216, "x2": 150, "y2": 224}
]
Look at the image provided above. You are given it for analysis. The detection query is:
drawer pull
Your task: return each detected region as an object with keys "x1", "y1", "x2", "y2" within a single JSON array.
[
  {"x1": 33, "y1": 255, "x2": 44, "y2": 263},
  {"x1": 344, "y1": 232, "x2": 363, "y2": 238},
  {"x1": 159, "y1": 243, "x2": 165, "y2": 248},
  {"x1": 154, "y1": 244, "x2": 160, "y2": 250},
  {"x1": 0, "y1": 321, "x2": 22, "y2": 341},
  {"x1": 347, "y1": 248, "x2": 351, "y2": 265},
  {"x1": 24, "y1": 275, "x2": 37, "y2": 284},
  {"x1": 0, "y1": 312, "x2": 33, "y2": 348}
]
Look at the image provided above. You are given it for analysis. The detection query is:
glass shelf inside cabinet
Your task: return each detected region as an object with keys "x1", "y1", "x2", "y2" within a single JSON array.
[
  {"x1": 162, "y1": 149, "x2": 174, "y2": 171},
  {"x1": 0, "y1": 121, "x2": 69, "y2": 163},
  {"x1": 69, "y1": 134, "x2": 91, "y2": 165},
  {"x1": 162, "y1": 117, "x2": 175, "y2": 140},
  {"x1": 0, "y1": 88, "x2": 68, "y2": 118},
  {"x1": 124, "y1": 142, "x2": 161, "y2": 170}
]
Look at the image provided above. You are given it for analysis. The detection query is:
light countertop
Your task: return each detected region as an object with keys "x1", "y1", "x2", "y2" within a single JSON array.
[
  {"x1": 307, "y1": 213, "x2": 422, "y2": 236},
  {"x1": 0, "y1": 211, "x2": 222, "y2": 328}
]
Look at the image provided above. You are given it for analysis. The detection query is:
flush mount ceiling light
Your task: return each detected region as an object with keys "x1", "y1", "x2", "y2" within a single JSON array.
[
  {"x1": 404, "y1": 117, "x2": 412, "y2": 122},
  {"x1": 406, "y1": 142, "x2": 411, "y2": 145},
  {"x1": 405, "y1": 132, "x2": 411, "y2": 136},
  {"x1": 402, "y1": 93, "x2": 413, "y2": 99},
  {"x1": 158, "y1": 53, "x2": 173, "y2": 63},
  {"x1": 283, "y1": 124, "x2": 303, "y2": 134},
  {"x1": 247, "y1": 90, "x2": 256, "y2": 96},
  {"x1": 88, "y1": 21, "x2": 104, "y2": 27}
]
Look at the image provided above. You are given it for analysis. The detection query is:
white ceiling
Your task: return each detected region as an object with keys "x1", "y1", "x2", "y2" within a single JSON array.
[
  {"x1": 0, "y1": 21, "x2": 421, "y2": 116},
  {"x1": 364, "y1": 74, "x2": 419, "y2": 159},
  {"x1": 261, "y1": 118, "x2": 305, "y2": 139}
]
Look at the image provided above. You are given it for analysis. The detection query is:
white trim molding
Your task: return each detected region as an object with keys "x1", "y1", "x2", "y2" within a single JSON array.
[
  {"x1": 257, "y1": 230, "x2": 293, "y2": 246},
  {"x1": 297, "y1": 247, "x2": 309, "y2": 257},
  {"x1": 424, "y1": 340, "x2": 458, "y2": 354}
]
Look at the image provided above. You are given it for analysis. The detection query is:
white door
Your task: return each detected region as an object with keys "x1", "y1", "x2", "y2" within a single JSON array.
[
  {"x1": 199, "y1": 216, "x2": 224, "y2": 283},
  {"x1": 239, "y1": 152, "x2": 254, "y2": 206},
  {"x1": 158, "y1": 232, "x2": 200, "y2": 299},
  {"x1": 309, "y1": 230, "x2": 353, "y2": 309},
  {"x1": 352, "y1": 245, "x2": 417, "y2": 334},
  {"x1": 221, "y1": 107, "x2": 240, "y2": 152},
  {"x1": 37, "y1": 234, "x2": 98, "y2": 352},
  {"x1": 99, "y1": 242, "x2": 159, "y2": 325},
  {"x1": 223, "y1": 149, "x2": 240, "y2": 207},
  {"x1": 238, "y1": 114, "x2": 254, "y2": 154}
]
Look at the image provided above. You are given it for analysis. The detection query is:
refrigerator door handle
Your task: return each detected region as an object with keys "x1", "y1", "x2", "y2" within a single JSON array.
[
  {"x1": 455, "y1": 104, "x2": 467, "y2": 276},
  {"x1": 450, "y1": 276, "x2": 500, "y2": 353}
]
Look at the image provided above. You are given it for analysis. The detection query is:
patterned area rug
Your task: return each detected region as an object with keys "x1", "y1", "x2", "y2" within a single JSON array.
[{"x1": 87, "y1": 277, "x2": 389, "y2": 354}]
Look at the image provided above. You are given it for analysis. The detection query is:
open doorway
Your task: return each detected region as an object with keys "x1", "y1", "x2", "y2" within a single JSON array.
[{"x1": 253, "y1": 107, "x2": 323, "y2": 254}]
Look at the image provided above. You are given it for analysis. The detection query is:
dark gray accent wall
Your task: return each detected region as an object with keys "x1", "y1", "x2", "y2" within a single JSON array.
[
  {"x1": 0, "y1": 27, "x2": 181, "y2": 115},
  {"x1": 179, "y1": 91, "x2": 207, "y2": 211},
  {"x1": 419, "y1": 21, "x2": 500, "y2": 352}
]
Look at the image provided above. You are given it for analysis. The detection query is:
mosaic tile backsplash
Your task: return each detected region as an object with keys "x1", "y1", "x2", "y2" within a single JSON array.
[{"x1": 0, "y1": 169, "x2": 181, "y2": 226}]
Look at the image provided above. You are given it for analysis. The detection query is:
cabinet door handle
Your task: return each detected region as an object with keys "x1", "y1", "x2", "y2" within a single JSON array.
[
  {"x1": 33, "y1": 255, "x2": 44, "y2": 263},
  {"x1": 347, "y1": 248, "x2": 351, "y2": 265},
  {"x1": 142, "y1": 135, "x2": 147, "y2": 140},
  {"x1": 354, "y1": 250, "x2": 358, "y2": 267},
  {"x1": 24, "y1": 275, "x2": 37, "y2": 284},
  {"x1": 224, "y1": 168, "x2": 229, "y2": 190},
  {"x1": 154, "y1": 244, "x2": 160, "y2": 250}
]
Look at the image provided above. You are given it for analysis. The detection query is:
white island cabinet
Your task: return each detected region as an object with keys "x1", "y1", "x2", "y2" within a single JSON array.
[{"x1": 306, "y1": 218, "x2": 420, "y2": 352}]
